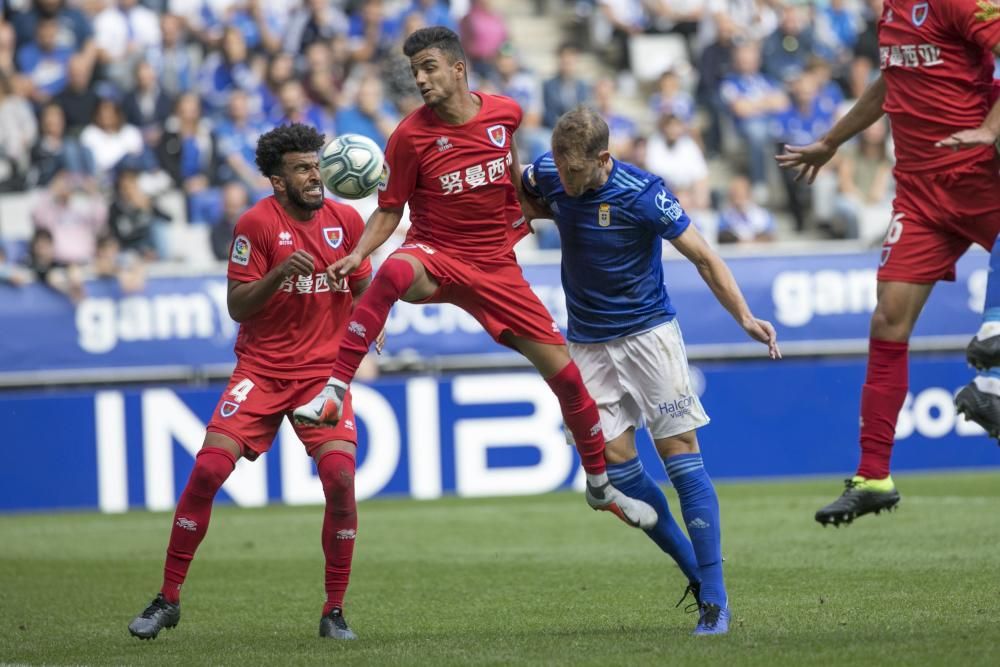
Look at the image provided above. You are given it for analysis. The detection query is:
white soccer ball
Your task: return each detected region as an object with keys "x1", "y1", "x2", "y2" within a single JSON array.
[{"x1": 319, "y1": 133, "x2": 385, "y2": 200}]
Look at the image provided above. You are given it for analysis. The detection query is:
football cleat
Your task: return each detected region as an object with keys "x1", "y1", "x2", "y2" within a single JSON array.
[
  {"x1": 966, "y1": 328, "x2": 1000, "y2": 371},
  {"x1": 955, "y1": 380, "x2": 1000, "y2": 442},
  {"x1": 293, "y1": 378, "x2": 348, "y2": 427},
  {"x1": 585, "y1": 481, "x2": 658, "y2": 529},
  {"x1": 128, "y1": 594, "x2": 180, "y2": 640},
  {"x1": 675, "y1": 581, "x2": 702, "y2": 613},
  {"x1": 692, "y1": 603, "x2": 730, "y2": 635},
  {"x1": 319, "y1": 608, "x2": 357, "y2": 640},
  {"x1": 814, "y1": 476, "x2": 900, "y2": 527}
]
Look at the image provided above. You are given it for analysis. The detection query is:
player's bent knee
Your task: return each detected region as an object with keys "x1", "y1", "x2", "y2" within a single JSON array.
[
  {"x1": 202, "y1": 431, "x2": 242, "y2": 460},
  {"x1": 654, "y1": 430, "x2": 700, "y2": 458}
]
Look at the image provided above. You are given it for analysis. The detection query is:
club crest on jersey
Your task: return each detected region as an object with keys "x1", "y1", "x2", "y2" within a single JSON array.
[
  {"x1": 486, "y1": 124, "x2": 507, "y2": 147},
  {"x1": 220, "y1": 401, "x2": 240, "y2": 418},
  {"x1": 598, "y1": 203, "x2": 611, "y2": 227},
  {"x1": 231, "y1": 234, "x2": 250, "y2": 266},
  {"x1": 912, "y1": 2, "x2": 928, "y2": 26},
  {"x1": 323, "y1": 227, "x2": 343, "y2": 249}
]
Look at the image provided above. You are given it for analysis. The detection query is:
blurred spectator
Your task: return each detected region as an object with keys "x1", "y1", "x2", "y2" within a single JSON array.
[
  {"x1": 122, "y1": 60, "x2": 174, "y2": 147},
  {"x1": 0, "y1": 246, "x2": 32, "y2": 287},
  {"x1": 770, "y1": 71, "x2": 832, "y2": 231},
  {"x1": 832, "y1": 119, "x2": 894, "y2": 242},
  {"x1": 16, "y1": 16, "x2": 74, "y2": 103},
  {"x1": 814, "y1": 0, "x2": 862, "y2": 65},
  {"x1": 411, "y1": 0, "x2": 456, "y2": 31},
  {"x1": 209, "y1": 181, "x2": 250, "y2": 260},
  {"x1": 695, "y1": 13, "x2": 736, "y2": 156},
  {"x1": 302, "y1": 41, "x2": 343, "y2": 112},
  {"x1": 347, "y1": 0, "x2": 401, "y2": 65},
  {"x1": 247, "y1": 0, "x2": 299, "y2": 54},
  {"x1": 808, "y1": 57, "x2": 845, "y2": 119},
  {"x1": 283, "y1": 0, "x2": 348, "y2": 56},
  {"x1": 30, "y1": 103, "x2": 95, "y2": 186},
  {"x1": 271, "y1": 79, "x2": 335, "y2": 137},
  {"x1": 591, "y1": 77, "x2": 637, "y2": 157},
  {"x1": 594, "y1": 0, "x2": 646, "y2": 72},
  {"x1": 0, "y1": 70, "x2": 39, "y2": 191},
  {"x1": 22, "y1": 227, "x2": 85, "y2": 301},
  {"x1": 107, "y1": 167, "x2": 171, "y2": 259},
  {"x1": 91, "y1": 231, "x2": 146, "y2": 293},
  {"x1": 146, "y1": 13, "x2": 198, "y2": 99},
  {"x1": 853, "y1": 0, "x2": 882, "y2": 67},
  {"x1": 92, "y1": 0, "x2": 162, "y2": 90},
  {"x1": 0, "y1": 20, "x2": 16, "y2": 78},
  {"x1": 648, "y1": 0, "x2": 706, "y2": 42},
  {"x1": 650, "y1": 69, "x2": 696, "y2": 126},
  {"x1": 719, "y1": 41, "x2": 787, "y2": 198},
  {"x1": 54, "y1": 54, "x2": 98, "y2": 134},
  {"x1": 645, "y1": 113, "x2": 710, "y2": 212},
  {"x1": 490, "y1": 43, "x2": 547, "y2": 161},
  {"x1": 542, "y1": 43, "x2": 589, "y2": 129},
  {"x1": 156, "y1": 92, "x2": 217, "y2": 219},
  {"x1": 761, "y1": 3, "x2": 817, "y2": 83},
  {"x1": 335, "y1": 72, "x2": 398, "y2": 147},
  {"x1": 697, "y1": 0, "x2": 777, "y2": 51},
  {"x1": 460, "y1": 0, "x2": 508, "y2": 79},
  {"x1": 198, "y1": 25, "x2": 261, "y2": 115},
  {"x1": 30, "y1": 169, "x2": 107, "y2": 265},
  {"x1": 717, "y1": 174, "x2": 776, "y2": 244},
  {"x1": 259, "y1": 52, "x2": 295, "y2": 119},
  {"x1": 80, "y1": 97, "x2": 145, "y2": 178},
  {"x1": 214, "y1": 89, "x2": 269, "y2": 195},
  {"x1": 11, "y1": 0, "x2": 94, "y2": 57}
]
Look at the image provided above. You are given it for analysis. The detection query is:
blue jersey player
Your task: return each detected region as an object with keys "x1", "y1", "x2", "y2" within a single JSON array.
[{"x1": 522, "y1": 107, "x2": 780, "y2": 636}]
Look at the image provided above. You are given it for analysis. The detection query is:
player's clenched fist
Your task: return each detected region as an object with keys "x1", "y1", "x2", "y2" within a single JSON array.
[
  {"x1": 327, "y1": 252, "x2": 363, "y2": 279},
  {"x1": 280, "y1": 250, "x2": 315, "y2": 278}
]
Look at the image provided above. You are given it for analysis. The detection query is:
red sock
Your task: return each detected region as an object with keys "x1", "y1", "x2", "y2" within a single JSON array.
[
  {"x1": 857, "y1": 338, "x2": 909, "y2": 479},
  {"x1": 546, "y1": 361, "x2": 606, "y2": 475},
  {"x1": 331, "y1": 258, "x2": 414, "y2": 384},
  {"x1": 161, "y1": 447, "x2": 236, "y2": 603},
  {"x1": 317, "y1": 450, "x2": 357, "y2": 615}
]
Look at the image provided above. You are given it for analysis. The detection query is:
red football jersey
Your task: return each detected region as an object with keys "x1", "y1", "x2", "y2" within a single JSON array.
[
  {"x1": 879, "y1": 0, "x2": 1000, "y2": 171},
  {"x1": 227, "y1": 197, "x2": 372, "y2": 379},
  {"x1": 378, "y1": 92, "x2": 529, "y2": 262}
]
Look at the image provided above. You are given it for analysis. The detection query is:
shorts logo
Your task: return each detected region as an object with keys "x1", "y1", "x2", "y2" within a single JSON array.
[
  {"x1": 912, "y1": 2, "x2": 929, "y2": 26},
  {"x1": 486, "y1": 124, "x2": 507, "y2": 147},
  {"x1": 176, "y1": 517, "x2": 198, "y2": 531},
  {"x1": 659, "y1": 395, "x2": 693, "y2": 418},
  {"x1": 378, "y1": 164, "x2": 389, "y2": 191},
  {"x1": 343, "y1": 419, "x2": 355, "y2": 431},
  {"x1": 231, "y1": 235, "x2": 251, "y2": 266},
  {"x1": 655, "y1": 190, "x2": 683, "y2": 222},
  {"x1": 323, "y1": 227, "x2": 343, "y2": 249},
  {"x1": 348, "y1": 321, "x2": 367, "y2": 337},
  {"x1": 220, "y1": 401, "x2": 240, "y2": 418},
  {"x1": 598, "y1": 203, "x2": 611, "y2": 227}
]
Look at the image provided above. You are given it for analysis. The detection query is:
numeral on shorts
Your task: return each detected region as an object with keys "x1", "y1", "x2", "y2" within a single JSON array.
[
  {"x1": 884, "y1": 212, "x2": 904, "y2": 245},
  {"x1": 229, "y1": 378, "x2": 255, "y2": 403}
]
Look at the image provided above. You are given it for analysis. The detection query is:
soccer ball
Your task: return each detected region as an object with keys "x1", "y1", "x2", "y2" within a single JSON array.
[{"x1": 319, "y1": 134, "x2": 385, "y2": 199}]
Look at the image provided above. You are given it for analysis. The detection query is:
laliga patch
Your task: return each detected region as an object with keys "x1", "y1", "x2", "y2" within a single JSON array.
[
  {"x1": 486, "y1": 124, "x2": 507, "y2": 147},
  {"x1": 231, "y1": 235, "x2": 251, "y2": 266},
  {"x1": 323, "y1": 227, "x2": 343, "y2": 249},
  {"x1": 220, "y1": 401, "x2": 240, "y2": 418},
  {"x1": 655, "y1": 190, "x2": 683, "y2": 222},
  {"x1": 378, "y1": 163, "x2": 389, "y2": 191}
]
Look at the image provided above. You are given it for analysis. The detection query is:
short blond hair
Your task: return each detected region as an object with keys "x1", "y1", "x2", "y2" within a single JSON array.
[{"x1": 552, "y1": 106, "x2": 609, "y2": 160}]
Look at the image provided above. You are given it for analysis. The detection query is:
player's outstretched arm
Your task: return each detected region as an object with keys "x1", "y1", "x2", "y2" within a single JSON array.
[
  {"x1": 670, "y1": 226, "x2": 781, "y2": 359},
  {"x1": 227, "y1": 249, "x2": 315, "y2": 322},
  {"x1": 776, "y1": 74, "x2": 887, "y2": 184},
  {"x1": 329, "y1": 207, "x2": 404, "y2": 278}
]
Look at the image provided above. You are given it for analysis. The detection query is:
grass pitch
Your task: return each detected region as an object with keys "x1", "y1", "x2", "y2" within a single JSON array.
[{"x1": 1, "y1": 473, "x2": 998, "y2": 666}]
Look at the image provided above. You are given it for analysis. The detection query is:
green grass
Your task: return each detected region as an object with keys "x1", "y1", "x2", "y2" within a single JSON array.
[{"x1": 1, "y1": 473, "x2": 999, "y2": 666}]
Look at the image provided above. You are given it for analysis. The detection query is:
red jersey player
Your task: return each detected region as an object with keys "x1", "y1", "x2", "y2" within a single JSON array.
[
  {"x1": 293, "y1": 26, "x2": 656, "y2": 530},
  {"x1": 776, "y1": 0, "x2": 1000, "y2": 525},
  {"x1": 129, "y1": 125, "x2": 373, "y2": 640}
]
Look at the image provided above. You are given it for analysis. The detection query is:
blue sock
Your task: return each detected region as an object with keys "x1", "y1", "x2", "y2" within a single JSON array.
[
  {"x1": 985, "y1": 233, "x2": 1000, "y2": 317},
  {"x1": 664, "y1": 453, "x2": 726, "y2": 608},
  {"x1": 607, "y1": 457, "x2": 701, "y2": 585}
]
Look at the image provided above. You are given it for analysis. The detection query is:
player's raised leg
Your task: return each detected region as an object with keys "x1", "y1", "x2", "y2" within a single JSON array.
[
  {"x1": 956, "y1": 232, "x2": 1000, "y2": 439},
  {"x1": 506, "y1": 335, "x2": 657, "y2": 529},
  {"x1": 815, "y1": 281, "x2": 932, "y2": 526},
  {"x1": 294, "y1": 254, "x2": 437, "y2": 426},
  {"x1": 313, "y1": 442, "x2": 359, "y2": 640},
  {"x1": 128, "y1": 434, "x2": 240, "y2": 639}
]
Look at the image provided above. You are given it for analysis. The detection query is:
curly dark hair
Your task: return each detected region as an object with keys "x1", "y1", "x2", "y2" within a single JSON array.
[
  {"x1": 255, "y1": 123, "x2": 325, "y2": 178},
  {"x1": 403, "y1": 26, "x2": 465, "y2": 63}
]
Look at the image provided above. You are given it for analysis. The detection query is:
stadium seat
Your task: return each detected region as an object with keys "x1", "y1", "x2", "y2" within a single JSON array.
[{"x1": 627, "y1": 34, "x2": 690, "y2": 83}]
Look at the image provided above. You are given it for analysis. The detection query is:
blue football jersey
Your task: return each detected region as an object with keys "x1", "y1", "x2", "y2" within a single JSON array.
[{"x1": 523, "y1": 152, "x2": 690, "y2": 343}]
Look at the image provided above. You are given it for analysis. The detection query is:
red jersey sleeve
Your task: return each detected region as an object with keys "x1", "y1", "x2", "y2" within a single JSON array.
[
  {"x1": 496, "y1": 94, "x2": 524, "y2": 132},
  {"x1": 943, "y1": 0, "x2": 1000, "y2": 52},
  {"x1": 227, "y1": 207, "x2": 272, "y2": 282},
  {"x1": 377, "y1": 124, "x2": 419, "y2": 210},
  {"x1": 341, "y1": 205, "x2": 373, "y2": 288}
]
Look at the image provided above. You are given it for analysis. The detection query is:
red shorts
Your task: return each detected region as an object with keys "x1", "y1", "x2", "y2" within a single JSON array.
[
  {"x1": 879, "y1": 156, "x2": 1000, "y2": 283},
  {"x1": 391, "y1": 244, "x2": 565, "y2": 347},
  {"x1": 206, "y1": 365, "x2": 357, "y2": 460}
]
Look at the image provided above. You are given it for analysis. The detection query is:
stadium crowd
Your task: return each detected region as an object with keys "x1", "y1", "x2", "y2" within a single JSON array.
[{"x1": 0, "y1": 0, "x2": 946, "y2": 299}]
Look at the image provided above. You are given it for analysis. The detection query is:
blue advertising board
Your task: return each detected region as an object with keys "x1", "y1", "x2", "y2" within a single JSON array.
[
  {"x1": 0, "y1": 249, "x2": 989, "y2": 380},
  {"x1": 2, "y1": 358, "x2": 997, "y2": 513}
]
